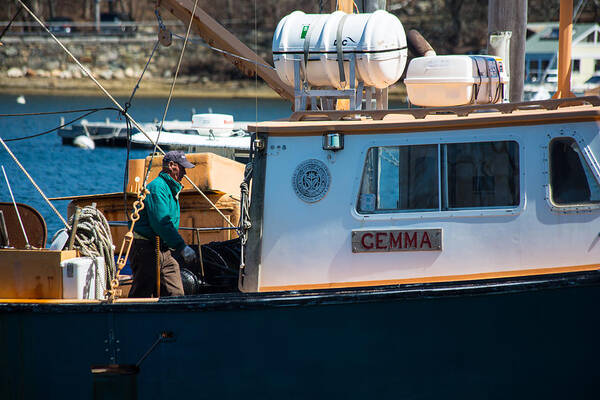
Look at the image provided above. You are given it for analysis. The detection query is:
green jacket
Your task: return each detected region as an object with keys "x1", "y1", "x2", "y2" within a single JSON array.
[{"x1": 133, "y1": 172, "x2": 186, "y2": 252}]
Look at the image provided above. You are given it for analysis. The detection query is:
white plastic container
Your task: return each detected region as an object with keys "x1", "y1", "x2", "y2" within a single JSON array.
[
  {"x1": 404, "y1": 55, "x2": 508, "y2": 107},
  {"x1": 61, "y1": 257, "x2": 106, "y2": 300},
  {"x1": 272, "y1": 10, "x2": 407, "y2": 89}
]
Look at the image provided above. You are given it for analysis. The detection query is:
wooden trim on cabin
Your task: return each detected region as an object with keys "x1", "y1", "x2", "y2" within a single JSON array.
[
  {"x1": 258, "y1": 263, "x2": 600, "y2": 292},
  {"x1": 250, "y1": 107, "x2": 600, "y2": 137}
]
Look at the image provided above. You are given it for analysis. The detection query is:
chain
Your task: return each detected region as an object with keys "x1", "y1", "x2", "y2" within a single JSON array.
[{"x1": 106, "y1": 188, "x2": 149, "y2": 301}]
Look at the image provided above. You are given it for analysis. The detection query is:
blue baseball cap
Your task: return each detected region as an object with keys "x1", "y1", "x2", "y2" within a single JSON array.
[{"x1": 163, "y1": 150, "x2": 195, "y2": 169}]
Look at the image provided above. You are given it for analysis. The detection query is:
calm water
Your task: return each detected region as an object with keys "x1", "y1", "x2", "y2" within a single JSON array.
[{"x1": 0, "y1": 94, "x2": 291, "y2": 239}]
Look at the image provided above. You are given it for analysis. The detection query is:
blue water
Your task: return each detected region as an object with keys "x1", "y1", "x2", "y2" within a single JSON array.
[{"x1": 0, "y1": 94, "x2": 291, "y2": 239}]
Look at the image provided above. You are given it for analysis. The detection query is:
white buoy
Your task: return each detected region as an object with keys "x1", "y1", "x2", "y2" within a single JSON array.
[
  {"x1": 73, "y1": 135, "x2": 95, "y2": 150},
  {"x1": 16, "y1": 95, "x2": 26, "y2": 104}
]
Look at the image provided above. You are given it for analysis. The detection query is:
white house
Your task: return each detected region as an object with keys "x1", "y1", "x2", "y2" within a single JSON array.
[{"x1": 525, "y1": 23, "x2": 600, "y2": 91}]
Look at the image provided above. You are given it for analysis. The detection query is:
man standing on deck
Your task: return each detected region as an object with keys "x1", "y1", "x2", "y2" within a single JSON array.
[{"x1": 129, "y1": 150, "x2": 196, "y2": 298}]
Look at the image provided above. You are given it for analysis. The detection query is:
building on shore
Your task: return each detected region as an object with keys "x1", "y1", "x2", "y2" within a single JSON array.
[{"x1": 525, "y1": 22, "x2": 600, "y2": 92}]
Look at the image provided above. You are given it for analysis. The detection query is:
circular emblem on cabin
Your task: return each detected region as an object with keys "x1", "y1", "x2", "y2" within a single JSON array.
[{"x1": 292, "y1": 159, "x2": 331, "y2": 203}]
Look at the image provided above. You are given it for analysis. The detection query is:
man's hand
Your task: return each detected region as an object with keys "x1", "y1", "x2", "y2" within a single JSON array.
[{"x1": 181, "y1": 245, "x2": 196, "y2": 264}]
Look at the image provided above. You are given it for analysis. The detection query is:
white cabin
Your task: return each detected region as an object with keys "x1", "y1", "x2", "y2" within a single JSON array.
[{"x1": 240, "y1": 99, "x2": 600, "y2": 292}]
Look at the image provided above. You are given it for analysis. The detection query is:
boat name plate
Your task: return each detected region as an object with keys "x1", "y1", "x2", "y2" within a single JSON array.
[{"x1": 352, "y1": 229, "x2": 442, "y2": 253}]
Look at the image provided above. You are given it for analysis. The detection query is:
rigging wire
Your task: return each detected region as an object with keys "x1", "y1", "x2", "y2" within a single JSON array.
[
  {"x1": 124, "y1": 40, "x2": 160, "y2": 112},
  {"x1": 0, "y1": 107, "x2": 119, "y2": 117},
  {"x1": 142, "y1": 0, "x2": 236, "y2": 228},
  {"x1": 3, "y1": 108, "x2": 120, "y2": 142},
  {"x1": 13, "y1": 0, "x2": 236, "y2": 230},
  {"x1": 171, "y1": 33, "x2": 276, "y2": 71},
  {"x1": 120, "y1": 39, "x2": 160, "y2": 220},
  {"x1": 14, "y1": 0, "x2": 166, "y2": 155},
  {"x1": 0, "y1": 136, "x2": 69, "y2": 228},
  {"x1": 0, "y1": 5, "x2": 23, "y2": 42},
  {"x1": 143, "y1": 0, "x2": 200, "y2": 189}
]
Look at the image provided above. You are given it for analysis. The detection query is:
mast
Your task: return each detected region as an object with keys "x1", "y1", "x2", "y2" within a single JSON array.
[
  {"x1": 331, "y1": 0, "x2": 353, "y2": 13},
  {"x1": 553, "y1": 0, "x2": 575, "y2": 99}
]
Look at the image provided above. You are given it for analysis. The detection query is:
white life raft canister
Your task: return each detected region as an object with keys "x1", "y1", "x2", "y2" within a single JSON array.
[{"x1": 272, "y1": 10, "x2": 408, "y2": 89}]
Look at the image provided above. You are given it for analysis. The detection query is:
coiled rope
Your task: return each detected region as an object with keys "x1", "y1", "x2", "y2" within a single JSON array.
[{"x1": 66, "y1": 206, "x2": 116, "y2": 297}]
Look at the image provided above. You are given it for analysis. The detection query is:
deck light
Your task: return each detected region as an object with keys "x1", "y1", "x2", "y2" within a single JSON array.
[{"x1": 323, "y1": 133, "x2": 344, "y2": 151}]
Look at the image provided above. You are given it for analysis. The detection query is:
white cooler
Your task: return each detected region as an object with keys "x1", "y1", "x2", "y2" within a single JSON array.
[
  {"x1": 61, "y1": 256, "x2": 106, "y2": 300},
  {"x1": 404, "y1": 55, "x2": 508, "y2": 107}
]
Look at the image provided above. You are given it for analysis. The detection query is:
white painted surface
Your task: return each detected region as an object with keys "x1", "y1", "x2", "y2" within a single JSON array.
[
  {"x1": 258, "y1": 121, "x2": 600, "y2": 289},
  {"x1": 130, "y1": 131, "x2": 250, "y2": 150},
  {"x1": 61, "y1": 257, "x2": 105, "y2": 299}
]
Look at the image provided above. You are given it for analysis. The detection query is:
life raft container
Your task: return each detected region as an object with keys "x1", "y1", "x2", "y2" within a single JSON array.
[{"x1": 272, "y1": 10, "x2": 408, "y2": 89}]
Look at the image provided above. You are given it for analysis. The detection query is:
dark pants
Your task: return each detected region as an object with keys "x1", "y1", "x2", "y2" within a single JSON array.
[{"x1": 128, "y1": 238, "x2": 184, "y2": 298}]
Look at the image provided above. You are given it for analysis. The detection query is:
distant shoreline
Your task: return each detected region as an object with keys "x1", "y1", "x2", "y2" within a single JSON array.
[{"x1": 0, "y1": 77, "x2": 408, "y2": 100}]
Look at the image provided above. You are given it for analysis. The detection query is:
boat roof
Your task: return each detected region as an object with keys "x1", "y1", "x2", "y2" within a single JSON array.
[{"x1": 249, "y1": 97, "x2": 600, "y2": 136}]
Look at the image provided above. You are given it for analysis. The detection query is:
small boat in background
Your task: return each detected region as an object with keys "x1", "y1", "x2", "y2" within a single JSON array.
[{"x1": 57, "y1": 113, "x2": 250, "y2": 153}]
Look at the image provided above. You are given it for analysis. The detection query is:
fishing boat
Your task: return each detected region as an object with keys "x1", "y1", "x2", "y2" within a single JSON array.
[{"x1": 1, "y1": 0, "x2": 600, "y2": 399}]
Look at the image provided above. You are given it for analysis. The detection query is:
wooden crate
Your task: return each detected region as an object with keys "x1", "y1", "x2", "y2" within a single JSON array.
[
  {"x1": 62, "y1": 152, "x2": 244, "y2": 250},
  {"x1": 0, "y1": 249, "x2": 77, "y2": 299},
  {"x1": 67, "y1": 191, "x2": 240, "y2": 249},
  {"x1": 127, "y1": 152, "x2": 245, "y2": 195}
]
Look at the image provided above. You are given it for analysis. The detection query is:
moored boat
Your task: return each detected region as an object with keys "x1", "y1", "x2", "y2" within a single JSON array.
[
  {"x1": 58, "y1": 112, "x2": 251, "y2": 157},
  {"x1": 1, "y1": 0, "x2": 600, "y2": 399}
]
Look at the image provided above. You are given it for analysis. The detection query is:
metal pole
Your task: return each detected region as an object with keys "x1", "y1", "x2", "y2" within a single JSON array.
[
  {"x1": 95, "y1": 0, "x2": 101, "y2": 33},
  {"x1": 488, "y1": 0, "x2": 527, "y2": 102},
  {"x1": 359, "y1": 0, "x2": 386, "y2": 13},
  {"x1": 68, "y1": 207, "x2": 81, "y2": 250},
  {"x1": 553, "y1": 0, "x2": 575, "y2": 99},
  {"x1": 1, "y1": 165, "x2": 31, "y2": 248}
]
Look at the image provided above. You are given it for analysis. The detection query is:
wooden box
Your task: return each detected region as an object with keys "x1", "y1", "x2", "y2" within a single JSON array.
[
  {"x1": 127, "y1": 152, "x2": 245, "y2": 195},
  {"x1": 66, "y1": 191, "x2": 240, "y2": 250},
  {"x1": 0, "y1": 249, "x2": 77, "y2": 299},
  {"x1": 63, "y1": 152, "x2": 244, "y2": 251}
]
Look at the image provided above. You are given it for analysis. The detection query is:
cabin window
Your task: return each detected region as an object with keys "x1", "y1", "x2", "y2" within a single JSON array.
[
  {"x1": 549, "y1": 138, "x2": 600, "y2": 206},
  {"x1": 358, "y1": 140, "x2": 520, "y2": 214},
  {"x1": 573, "y1": 59, "x2": 580, "y2": 73},
  {"x1": 358, "y1": 145, "x2": 439, "y2": 212},
  {"x1": 446, "y1": 141, "x2": 519, "y2": 208}
]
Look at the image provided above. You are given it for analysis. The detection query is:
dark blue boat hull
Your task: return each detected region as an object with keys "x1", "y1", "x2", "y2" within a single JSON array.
[{"x1": 1, "y1": 272, "x2": 599, "y2": 399}]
